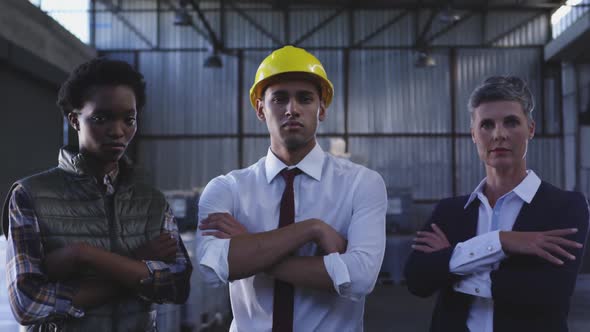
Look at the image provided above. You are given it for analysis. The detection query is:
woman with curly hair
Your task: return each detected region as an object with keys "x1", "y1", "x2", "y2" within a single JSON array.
[{"x1": 2, "y1": 58, "x2": 192, "y2": 332}]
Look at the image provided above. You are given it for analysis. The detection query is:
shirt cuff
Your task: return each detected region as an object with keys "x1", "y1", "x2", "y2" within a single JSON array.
[
  {"x1": 449, "y1": 230, "x2": 507, "y2": 275},
  {"x1": 323, "y1": 253, "x2": 353, "y2": 299},
  {"x1": 453, "y1": 272, "x2": 492, "y2": 298},
  {"x1": 198, "y1": 238, "x2": 231, "y2": 286},
  {"x1": 54, "y1": 283, "x2": 84, "y2": 318},
  {"x1": 139, "y1": 260, "x2": 168, "y2": 286}
]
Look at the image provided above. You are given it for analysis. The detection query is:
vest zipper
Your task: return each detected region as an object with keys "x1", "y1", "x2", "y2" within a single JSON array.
[{"x1": 104, "y1": 192, "x2": 119, "y2": 332}]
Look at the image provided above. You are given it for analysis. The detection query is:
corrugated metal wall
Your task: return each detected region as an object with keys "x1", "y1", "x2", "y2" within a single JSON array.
[
  {"x1": 355, "y1": 10, "x2": 414, "y2": 46},
  {"x1": 559, "y1": 60, "x2": 590, "y2": 201},
  {"x1": 576, "y1": 64, "x2": 590, "y2": 199},
  {"x1": 138, "y1": 138, "x2": 238, "y2": 190},
  {"x1": 349, "y1": 137, "x2": 454, "y2": 199},
  {"x1": 455, "y1": 48, "x2": 543, "y2": 133},
  {"x1": 291, "y1": 9, "x2": 349, "y2": 48},
  {"x1": 140, "y1": 52, "x2": 238, "y2": 134},
  {"x1": 348, "y1": 49, "x2": 451, "y2": 134},
  {"x1": 579, "y1": 64, "x2": 590, "y2": 119},
  {"x1": 89, "y1": 1, "x2": 563, "y2": 200},
  {"x1": 562, "y1": 63, "x2": 578, "y2": 191}
]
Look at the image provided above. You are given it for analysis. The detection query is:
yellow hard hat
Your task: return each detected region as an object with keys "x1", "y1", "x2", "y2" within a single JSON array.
[{"x1": 249, "y1": 45, "x2": 334, "y2": 110}]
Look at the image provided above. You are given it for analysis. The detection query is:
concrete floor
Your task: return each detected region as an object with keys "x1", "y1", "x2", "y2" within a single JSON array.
[
  {"x1": 364, "y1": 282, "x2": 435, "y2": 332},
  {"x1": 207, "y1": 276, "x2": 590, "y2": 332},
  {"x1": 1, "y1": 281, "x2": 589, "y2": 331},
  {"x1": 365, "y1": 275, "x2": 590, "y2": 332}
]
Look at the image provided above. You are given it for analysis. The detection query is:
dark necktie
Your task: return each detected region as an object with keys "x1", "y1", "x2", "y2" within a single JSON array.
[{"x1": 272, "y1": 167, "x2": 302, "y2": 332}]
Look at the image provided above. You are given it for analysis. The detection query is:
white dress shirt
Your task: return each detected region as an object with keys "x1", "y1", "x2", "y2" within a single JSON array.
[
  {"x1": 196, "y1": 143, "x2": 387, "y2": 332},
  {"x1": 449, "y1": 170, "x2": 541, "y2": 332}
]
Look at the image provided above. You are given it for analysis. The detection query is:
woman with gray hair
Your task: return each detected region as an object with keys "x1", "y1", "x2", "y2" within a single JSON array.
[{"x1": 404, "y1": 76, "x2": 589, "y2": 332}]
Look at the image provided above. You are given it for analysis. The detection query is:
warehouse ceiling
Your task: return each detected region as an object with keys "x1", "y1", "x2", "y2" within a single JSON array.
[
  {"x1": 93, "y1": 0, "x2": 590, "y2": 61},
  {"x1": 226, "y1": 0, "x2": 565, "y2": 10}
]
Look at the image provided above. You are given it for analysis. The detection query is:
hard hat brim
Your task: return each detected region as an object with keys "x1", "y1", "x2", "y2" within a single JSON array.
[{"x1": 249, "y1": 71, "x2": 334, "y2": 110}]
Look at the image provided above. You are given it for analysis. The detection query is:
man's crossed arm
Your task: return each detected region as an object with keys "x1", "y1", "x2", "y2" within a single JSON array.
[{"x1": 199, "y1": 212, "x2": 346, "y2": 291}]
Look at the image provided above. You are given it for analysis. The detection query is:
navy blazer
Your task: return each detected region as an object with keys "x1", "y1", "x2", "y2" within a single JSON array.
[{"x1": 404, "y1": 181, "x2": 589, "y2": 332}]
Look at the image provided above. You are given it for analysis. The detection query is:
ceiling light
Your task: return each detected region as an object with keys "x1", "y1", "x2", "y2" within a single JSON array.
[
  {"x1": 174, "y1": 0, "x2": 193, "y2": 26},
  {"x1": 415, "y1": 51, "x2": 436, "y2": 68},
  {"x1": 439, "y1": 5, "x2": 461, "y2": 23},
  {"x1": 204, "y1": 53, "x2": 222, "y2": 68}
]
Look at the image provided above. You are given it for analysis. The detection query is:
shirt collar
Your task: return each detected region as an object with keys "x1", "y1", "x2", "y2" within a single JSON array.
[
  {"x1": 464, "y1": 178, "x2": 487, "y2": 209},
  {"x1": 103, "y1": 166, "x2": 119, "y2": 195},
  {"x1": 512, "y1": 170, "x2": 541, "y2": 203},
  {"x1": 105, "y1": 166, "x2": 119, "y2": 183},
  {"x1": 464, "y1": 170, "x2": 541, "y2": 209},
  {"x1": 265, "y1": 143, "x2": 325, "y2": 183}
]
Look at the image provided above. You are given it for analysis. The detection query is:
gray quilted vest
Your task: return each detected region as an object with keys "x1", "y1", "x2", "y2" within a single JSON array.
[{"x1": 3, "y1": 148, "x2": 165, "y2": 332}]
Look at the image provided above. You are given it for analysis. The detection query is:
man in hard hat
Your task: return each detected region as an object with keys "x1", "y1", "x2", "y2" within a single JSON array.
[{"x1": 196, "y1": 45, "x2": 387, "y2": 331}]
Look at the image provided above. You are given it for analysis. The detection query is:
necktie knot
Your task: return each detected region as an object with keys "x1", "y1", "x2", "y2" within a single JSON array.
[{"x1": 280, "y1": 167, "x2": 302, "y2": 184}]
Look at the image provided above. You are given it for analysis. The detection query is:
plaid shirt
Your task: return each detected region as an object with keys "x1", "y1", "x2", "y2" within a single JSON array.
[{"x1": 6, "y1": 172, "x2": 192, "y2": 325}]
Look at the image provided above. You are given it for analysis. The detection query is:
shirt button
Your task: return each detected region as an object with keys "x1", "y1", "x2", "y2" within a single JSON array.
[
  {"x1": 475, "y1": 288, "x2": 480, "y2": 294},
  {"x1": 487, "y1": 246, "x2": 493, "y2": 251},
  {"x1": 469, "y1": 252, "x2": 474, "y2": 257},
  {"x1": 494, "y1": 211, "x2": 499, "y2": 216}
]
